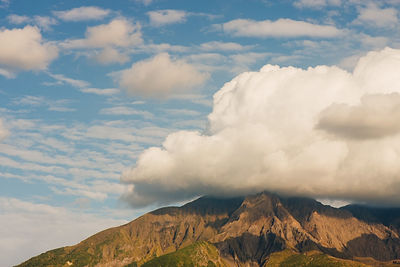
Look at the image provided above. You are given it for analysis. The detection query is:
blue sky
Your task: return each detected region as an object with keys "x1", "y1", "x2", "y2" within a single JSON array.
[{"x1": 1, "y1": 0, "x2": 400, "y2": 265}]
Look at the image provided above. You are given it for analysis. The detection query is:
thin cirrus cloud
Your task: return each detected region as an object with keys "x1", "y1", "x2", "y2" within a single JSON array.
[
  {"x1": 47, "y1": 73, "x2": 90, "y2": 88},
  {"x1": 220, "y1": 18, "x2": 343, "y2": 38},
  {"x1": 0, "y1": 26, "x2": 58, "y2": 76},
  {"x1": 100, "y1": 106, "x2": 154, "y2": 119},
  {"x1": 118, "y1": 53, "x2": 209, "y2": 98},
  {"x1": 53, "y1": 6, "x2": 111, "y2": 21},
  {"x1": 199, "y1": 41, "x2": 253, "y2": 51},
  {"x1": 147, "y1": 9, "x2": 187, "y2": 26},
  {"x1": 293, "y1": 0, "x2": 341, "y2": 9},
  {"x1": 12, "y1": 95, "x2": 75, "y2": 112},
  {"x1": 121, "y1": 47, "x2": 400, "y2": 208},
  {"x1": 80, "y1": 88, "x2": 120, "y2": 96},
  {"x1": 47, "y1": 73, "x2": 119, "y2": 96},
  {"x1": 0, "y1": 119, "x2": 9, "y2": 141}
]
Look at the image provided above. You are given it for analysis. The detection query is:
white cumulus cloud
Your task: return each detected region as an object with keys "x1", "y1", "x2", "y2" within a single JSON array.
[
  {"x1": 317, "y1": 93, "x2": 400, "y2": 139},
  {"x1": 221, "y1": 18, "x2": 343, "y2": 38},
  {"x1": 62, "y1": 18, "x2": 142, "y2": 49},
  {"x1": 121, "y1": 47, "x2": 400, "y2": 207},
  {"x1": 61, "y1": 18, "x2": 142, "y2": 65},
  {"x1": 119, "y1": 53, "x2": 209, "y2": 97},
  {"x1": 0, "y1": 26, "x2": 58, "y2": 75}
]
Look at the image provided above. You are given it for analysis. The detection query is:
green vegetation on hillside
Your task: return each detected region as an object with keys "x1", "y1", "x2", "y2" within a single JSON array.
[
  {"x1": 266, "y1": 250, "x2": 366, "y2": 267},
  {"x1": 141, "y1": 241, "x2": 226, "y2": 267},
  {"x1": 16, "y1": 230, "x2": 129, "y2": 267}
]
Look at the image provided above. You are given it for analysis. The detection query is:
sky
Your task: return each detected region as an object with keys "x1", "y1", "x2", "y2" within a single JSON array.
[{"x1": 1, "y1": 0, "x2": 400, "y2": 265}]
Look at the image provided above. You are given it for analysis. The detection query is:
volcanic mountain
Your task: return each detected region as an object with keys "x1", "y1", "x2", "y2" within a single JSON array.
[{"x1": 17, "y1": 192, "x2": 400, "y2": 266}]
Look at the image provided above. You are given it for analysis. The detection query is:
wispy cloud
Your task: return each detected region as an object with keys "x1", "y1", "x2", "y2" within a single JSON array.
[
  {"x1": 80, "y1": 88, "x2": 120, "y2": 96},
  {"x1": 47, "y1": 73, "x2": 90, "y2": 88},
  {"x1": 293, "y1": 0, "x2": 341, "y2": 9},
  {"x1": 0, "y1": 118, "x2": 9, "y2": 141},
  {"x1": 220, "y1": 18, "x2": 343, "y2": 38},
  {"x1": 8, "y1": 14, "x2": 58, "y2": 31},
  {"x1": 199, "y1": 41, "x2": 253, "y2": 51},
  {"x1": 147, "y1": 9, "x2": 187, "y2": 26},
  {"x1": 353, "y1": 3, "x2": 399, "y2": 28},
  {"x1": 53, "y1": 6, "x2": 111, "y2": 21},
  {"x1": 100, "y1": 106, "x2": 154, "y2": 118},
  {"x1": 12, "y1": 95, "x2": 75, "y2": 112}
]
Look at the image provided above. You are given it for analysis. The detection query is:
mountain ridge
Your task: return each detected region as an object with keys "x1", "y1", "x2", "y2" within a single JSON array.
[{"x1": 17, "y1": 191, "x2": 400, "y2": 267}]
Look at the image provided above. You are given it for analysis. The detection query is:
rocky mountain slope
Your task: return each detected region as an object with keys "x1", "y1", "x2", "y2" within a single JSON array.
[{"x1": 17, "y1": 192, "x2": 400, "y2": 267}]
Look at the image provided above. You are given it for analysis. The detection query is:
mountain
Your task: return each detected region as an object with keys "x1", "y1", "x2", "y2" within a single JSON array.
[{"x1": 17, "y1": 192, "x2": 400, "y2": 267}]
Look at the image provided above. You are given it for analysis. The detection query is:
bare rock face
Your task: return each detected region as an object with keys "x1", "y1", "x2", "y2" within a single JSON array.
[{"x1": 17, "y1": 192, "x2": 400, "y2": 267}]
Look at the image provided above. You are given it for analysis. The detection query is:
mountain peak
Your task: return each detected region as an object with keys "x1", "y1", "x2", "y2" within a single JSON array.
[{"x1": 17, "y1": 192, "x2": 400, "y2": 267}]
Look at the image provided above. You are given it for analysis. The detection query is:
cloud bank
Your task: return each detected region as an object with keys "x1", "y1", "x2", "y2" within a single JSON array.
[{"x1": 121, "y1": 47, "x2": 400, "y2": 207}]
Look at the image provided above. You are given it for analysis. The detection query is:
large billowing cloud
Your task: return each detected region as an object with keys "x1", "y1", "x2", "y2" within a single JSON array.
[
  {"x1": 0, "y1": 26, "x2": 58, "y2": 76},
  {"x1": 119, "y1": 53, "x2": 208, "y2": 97},
  {"x1": 317, "y1": 94, "x2": 400, "y2": 139},
  {"x1": 121, "y1": 47, "x2": 400, "y2": 207}
]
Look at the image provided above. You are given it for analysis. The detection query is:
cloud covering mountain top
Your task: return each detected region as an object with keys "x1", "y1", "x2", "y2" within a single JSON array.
[{"x1": 121, "y1": 47, "x2": 400, "y2": 207}]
